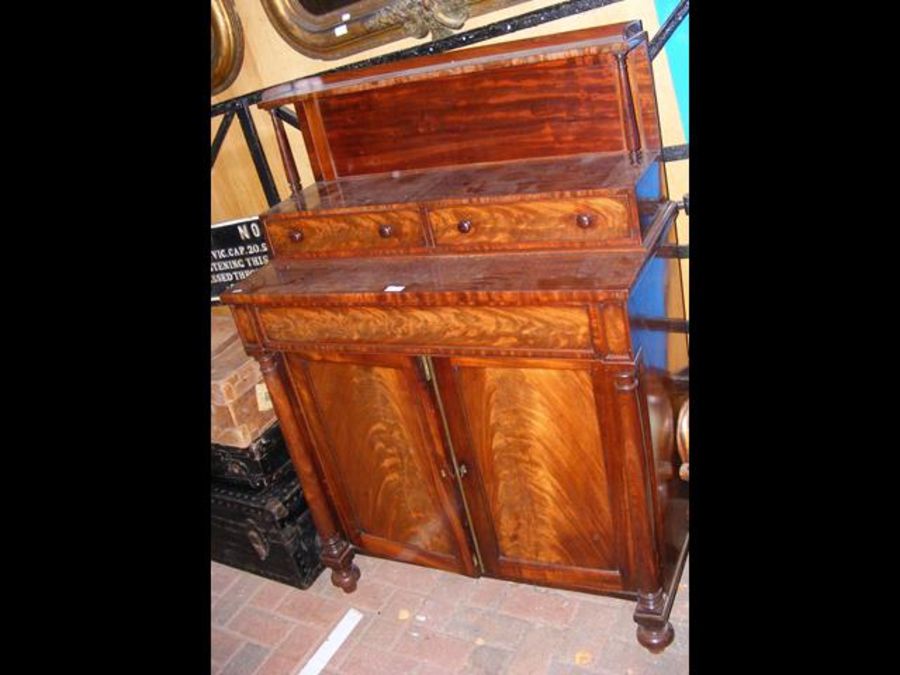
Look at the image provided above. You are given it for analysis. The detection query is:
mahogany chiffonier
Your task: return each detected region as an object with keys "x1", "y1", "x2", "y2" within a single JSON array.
[{"x1": 221, "y1": 20, "x2": 689, "y2": 652}]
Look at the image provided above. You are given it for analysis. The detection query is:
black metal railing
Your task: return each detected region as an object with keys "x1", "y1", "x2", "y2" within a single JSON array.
[{"x1": 648, "y1": 0, "x2": 689, "y2": 60}]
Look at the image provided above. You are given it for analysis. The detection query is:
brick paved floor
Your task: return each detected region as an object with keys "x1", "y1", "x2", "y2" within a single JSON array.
[{"x1": 212, "y1": 555, "x2": 689, "y2": 674}]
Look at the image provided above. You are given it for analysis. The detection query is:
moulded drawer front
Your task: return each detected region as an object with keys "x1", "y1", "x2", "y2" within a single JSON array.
[
  {"x1": 429, "y1": 197, "x2": 634, "y2": 247},
  {"x1": 257, "y1": 305, "x2": 593, "y2": 352},
  {"x1": 267, "y1": 209, "x2": 425, "y2": 256}
]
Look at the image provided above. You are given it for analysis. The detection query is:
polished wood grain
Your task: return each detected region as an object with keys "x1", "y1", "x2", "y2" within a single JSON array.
[
  {"x1": 437, "y1": 359, "x2": 623, "y2": 592},
  {"x1": 263, "y1": 152, "x2": 659, "y2": 217},
  {"x1": 262, "y1": 25, "x2": 649, "y2": 180},
  {"x1": 614, "y1": 50, "x2": 640, "y2": 157},
  {"x1": 604, "y1": 362, "x2": 662, "y2": 593},
  {"x1": 627, "y1": 43, "x2": 662, "y2": 153},
  {"x1": 317, "y1": 55, "x2": 625, "y2": 177},
  {"x1": 284, "y1": 353, "x2": 472, "y2": 573},
  {"x1": 299, "y1": 98, "x2": 337, "y2": 182},
  {"x1": 229, "y1": 306, "x2": 261, "y2": 347},
  {"x1": 257, "y1": 305, "x2": 592, "y2": 352},
  {"x1": 220, "y1": 249, "x2": 648, "y2": 309},
  {"x1": 429, "y1": 196, "x2": 635, "y2": 248},
  {"x1": 266, "y1": 208, "x2": 425, "y2": 257},
  {"x1": 254, "y1": 352, "x2": 360, "y2": 592},
  {"x1": 598, "y1": 302, "x2": 632, "y2": 357}
]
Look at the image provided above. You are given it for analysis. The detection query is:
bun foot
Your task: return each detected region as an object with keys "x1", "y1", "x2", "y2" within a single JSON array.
[
  {"x1": 634, "y1": 588, "x2": 675, "y2": 653},
  {"x1": 636, "y1": 621, "x2": 674, "y2": 653},
  {"x1": 331, "y1": 563, "x2": 361, "y2": 593},
  {"x1": 320, "y1": 535, "x2": 359, "y2": 593}
]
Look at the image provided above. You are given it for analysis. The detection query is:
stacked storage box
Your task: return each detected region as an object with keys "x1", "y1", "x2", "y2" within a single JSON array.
[
  {"x1": 210, "y1": 312, "x2": 323, "y2": 589},
  {"x1": 212, "y1": 314, "x2": 276, "y2": 449}
]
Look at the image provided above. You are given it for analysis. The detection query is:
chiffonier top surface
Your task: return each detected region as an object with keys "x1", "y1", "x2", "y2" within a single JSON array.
[
  {"x1": 221, "y1": 248, "x2": 652, "y2": 307},
  {"x1": 264, "y1": 151, "x2": 658, "y2": 217}
]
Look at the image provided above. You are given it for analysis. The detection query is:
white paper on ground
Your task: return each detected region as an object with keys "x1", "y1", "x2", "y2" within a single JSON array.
[{"x1": 297, "y1": 608, "x2": 364, "y2": 675}]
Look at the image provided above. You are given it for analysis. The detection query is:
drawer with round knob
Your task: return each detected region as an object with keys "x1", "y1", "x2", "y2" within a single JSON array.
[
  {"x1": 427, "y1": 197, "x2": 636, "y2": 249},
  {"x1": 266, "y1": 209, "x2": 426, "y2": 257}
]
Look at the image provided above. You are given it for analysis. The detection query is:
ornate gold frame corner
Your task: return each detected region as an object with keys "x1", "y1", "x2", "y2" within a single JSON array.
[
  {"x1": 260, "y1": 0, "x2": 532, "y2": 61},
  {"x1": 212, "y1": 0, "x2": 246, "y2": 95}
]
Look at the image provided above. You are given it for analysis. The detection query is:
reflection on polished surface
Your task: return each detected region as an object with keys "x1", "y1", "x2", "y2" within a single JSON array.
[
  {"x1": 677, "y1": 399, "x2": 689, "y2": 481},
  {"x1": 629, "y1": 215, "x2": 688, "y2": 595},
  {"x1": 265, "y1": 152, "x2": 661, "y2": 214}
]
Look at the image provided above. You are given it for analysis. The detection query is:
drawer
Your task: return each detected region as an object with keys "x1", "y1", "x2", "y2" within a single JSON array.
[
  {"x1": 267, "y1": 209, "x2": 425, "y2": 256},
  {"x1": 257, "y1": 306, "x2": 592, "y2": 353},
  {"x1": 429, "y1": 197, "x2": 634, "y2": 248}
]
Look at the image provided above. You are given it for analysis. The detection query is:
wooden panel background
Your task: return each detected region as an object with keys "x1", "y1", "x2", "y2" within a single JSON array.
[
  {"x1": 297, "y1": 356, "x2": 460, "y2": 557},
  {"x1": 317, "y1": 54, "x2": 623, "y2": 176},
  {"x1": 450, "y1": 362, "x2": 618, "y2": 571},
  {"x1": 258, "y1": 305, "x2": 592, "y2": 351}
]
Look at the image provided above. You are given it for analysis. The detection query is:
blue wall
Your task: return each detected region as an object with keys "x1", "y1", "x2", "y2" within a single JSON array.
[{"x1": 653, "y1": 0, "x2": 689, "y2": 140}]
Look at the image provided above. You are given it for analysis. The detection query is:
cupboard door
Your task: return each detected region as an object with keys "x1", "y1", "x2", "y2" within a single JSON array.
[
  {"x1": 284, "y1": 353, "x2": 475, "y2": 575},
  {"x1": 434, "y1": 357, "x2": 626, "y2": 593}
]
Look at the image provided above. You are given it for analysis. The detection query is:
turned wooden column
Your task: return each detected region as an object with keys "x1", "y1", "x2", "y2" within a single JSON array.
[
  {"x1": 269, "y1": 109, "x2": 303, "y2": 200},
  {"x1": 614, "y1": 50, "x2": 642, "y2": 164},
  {"x1": 609, "y1": 362, "x2": 674, "y2": 653},
  {"x1": 255, "y1": 351, "x2": 360, "y2": 592}
]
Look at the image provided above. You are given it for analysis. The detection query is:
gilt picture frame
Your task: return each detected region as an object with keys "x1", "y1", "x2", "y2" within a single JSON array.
[
  {"x1": 212, "y1": 0, "x2": 245, "y2": 94},
  {"x1": 260, "y1": 0, "x2": 533, "y2": 60}
]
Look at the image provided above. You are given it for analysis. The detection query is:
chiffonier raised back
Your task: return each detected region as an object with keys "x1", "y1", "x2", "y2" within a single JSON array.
[{"x1": 222, "y1": 20, "x2": 689, "y2": 653}]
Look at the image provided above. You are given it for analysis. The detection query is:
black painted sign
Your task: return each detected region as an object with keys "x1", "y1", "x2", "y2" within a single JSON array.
[{"x1": 211, "y1": 217, "x2": 270, "y2": 302}]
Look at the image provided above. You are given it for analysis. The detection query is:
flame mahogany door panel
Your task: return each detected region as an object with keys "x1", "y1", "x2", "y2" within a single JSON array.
[
  {"x1": 433, "y1": 357, "x2": 628, "y2": 593},
  {"x1": 283, "y1": 352, "x2": 476, "y2": 576}
]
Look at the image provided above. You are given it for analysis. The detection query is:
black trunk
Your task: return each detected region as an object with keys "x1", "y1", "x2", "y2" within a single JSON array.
[
  {"x1": 211, "y1": 470, "x2": 323, "y2": 589},
  {"x1": 211, "y1": 423, "x2": 292, "y2": 490}
]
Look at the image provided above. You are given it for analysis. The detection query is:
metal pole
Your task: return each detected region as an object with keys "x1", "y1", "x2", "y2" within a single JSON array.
[
  {"x1": 649, "y1": 0, "x2": 689, "y2": 61},
  {"x1": 211, "y1": 110, "x2": 235, "y2": 169},
  {"x1": 236, "y1": 102, "x2": 280, "y2": 207}
]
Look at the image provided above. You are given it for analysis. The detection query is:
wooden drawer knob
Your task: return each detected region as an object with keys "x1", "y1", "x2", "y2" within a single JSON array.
[
  {"x1": 289, "y1": 229, "x2": 304, "y2": 243},
  {"x1": 378, "y1": 223, "x2": 394, "y2": 238},
  {"x1": 576, "y1": 213, "x2": 594, "y2": 229},
  {"x1": 457, "y1": 219, "x2": 473, "y2": 234}
]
